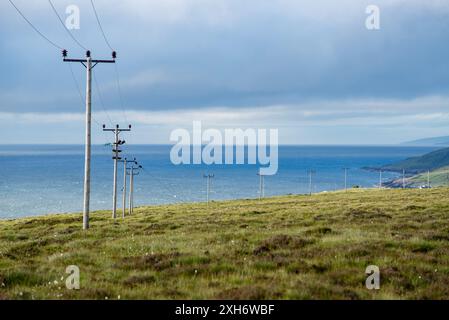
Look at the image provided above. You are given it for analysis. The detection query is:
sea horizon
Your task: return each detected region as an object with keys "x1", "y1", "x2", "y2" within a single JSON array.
[{"x1": 0, "y1": 144, "x2": 438, "y2": 219}]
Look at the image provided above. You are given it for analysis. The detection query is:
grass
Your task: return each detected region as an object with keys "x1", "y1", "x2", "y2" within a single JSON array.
[
  {"x1": 0, "y1": 188, "x2": 449, "y2": 300},
  {"x1": 409, "y1": 166, "x2": 449, "y2": 187}
]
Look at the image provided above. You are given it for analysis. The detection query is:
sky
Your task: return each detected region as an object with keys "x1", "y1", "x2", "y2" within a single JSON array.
[{"x1": 1, "y1": 0, "x2": 449, "y2": 145}]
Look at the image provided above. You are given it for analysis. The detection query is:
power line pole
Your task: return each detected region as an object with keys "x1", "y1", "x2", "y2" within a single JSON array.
[
  {"x1": 203, "y1": 174, "x2": 214, "y2": 205},
  {"x1": 379, "y1": 170, "x2": 383, "y2": 189},
  {"x1": 257, "y1": 173, "x2": 265, "y2": 200},
  {"x1": 343, "y1": 168, "x2": 349, "y2": 191},
  {"x1": 63, "y1": 49, "x2": 116, "y2": 230},
  {"x1": 103, "y1": 124, "x2": 131, "y2": 220},
  {"x1": 402, "y1": 169, "x2": 406, "y2": 189},
  {"x1": 128, "y1": 161, "x2": 142, "y2": 215},
  {"x1": 119, "y1": 158, "x2": 128, "y2": 219},
  {"x1": 308, "y1": 170, "x2": 316, "y2": 196},
  {"x1": 427, "y1": 170, "x2": 431, "y2": 188}
]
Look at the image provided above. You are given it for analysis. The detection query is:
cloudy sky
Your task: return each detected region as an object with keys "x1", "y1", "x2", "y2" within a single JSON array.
[{"x1": 1, "y1": 0, "x2": 449, "y2": 144}]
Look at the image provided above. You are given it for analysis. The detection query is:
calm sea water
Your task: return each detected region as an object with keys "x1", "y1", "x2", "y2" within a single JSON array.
[{"x1": 0, "y1": 145, "x2": 437, "y2": 219}]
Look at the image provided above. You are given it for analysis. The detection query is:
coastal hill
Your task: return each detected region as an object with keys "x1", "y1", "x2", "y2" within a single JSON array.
[
  {"x1": 0, "y1": 188, "x2": 448, "y2": 299},
  {"x1": 382, "y1": 147, "x2": 449, "y2": 173}
]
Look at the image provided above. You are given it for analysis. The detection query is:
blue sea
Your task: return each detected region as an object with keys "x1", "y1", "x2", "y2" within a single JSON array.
[{"x1": 0, "y1": 145, "x2": 437, "y2": 219}]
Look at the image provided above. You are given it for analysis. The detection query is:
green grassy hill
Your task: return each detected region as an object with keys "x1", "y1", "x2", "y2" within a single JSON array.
[
  {"x1": 1, "y1": 189, "x2": 449, "y2": 300},
  {"x1": 382, "y1": 147, "x2": 449, "y2": 173}
]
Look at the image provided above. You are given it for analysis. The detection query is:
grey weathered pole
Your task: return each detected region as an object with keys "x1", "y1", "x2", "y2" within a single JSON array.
[
  {"x1": 129, "y1": 168, "x2": 134, "y2": 215},
  {"x1": 112, "y1": 126, "x2": 119, "y2": 219},
  {"x1": 402, "y1": 169, "x2": 405, "y2": 189},
  {"x1": 343, "y1": 168, "x2": 349, "y2": 191},
  {"x1": 103, "y1": 124, "x2": 131, "y2": 220},
  {"x1": 122, "y1": 158, "x2": 127, "y2": 218},
  {"x1": 203, "y1": 174, "x2": 214, "y2": 205},
  {"x1": 308, "y1": 170, "x2": 315, "y2": 196},
  {"x1": 63, "y1": 49, "x2": 117, "y2": 229},
  {"x1": 379, "y1": 170, "x2": 383, "y2": 189},
  {"x1": 82, "y1": 55, "x2": 92, "y2": 230},
  {"x1": 257, "y1": 173, "x2": 265, "y2": 200}
]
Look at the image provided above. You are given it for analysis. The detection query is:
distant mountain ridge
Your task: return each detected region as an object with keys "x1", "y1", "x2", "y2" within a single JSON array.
[{"x1": 402, "y1": 136, "x2": 449, "y2": 146}]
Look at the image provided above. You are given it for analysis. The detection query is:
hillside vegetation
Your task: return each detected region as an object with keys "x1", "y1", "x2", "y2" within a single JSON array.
[
  {"x1": 0, "y1": 188, "x2": 449, "y2": 300},
  {"x1": 383, "y1": 147, "x2": 449, "y2": 173}
]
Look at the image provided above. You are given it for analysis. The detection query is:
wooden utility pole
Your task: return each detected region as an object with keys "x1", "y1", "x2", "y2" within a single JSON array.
[
  {"x1": 63, "y1": 49, "x2": 116, "y2": 230},
  {"x1": 128, "y1": 161, "x2": 142, "y2": 215},
  {"x1": 203, "y1": 174, "x2": 214, "y2": 205},
  {"x1": 257, "y1": 173, "x2": 265, "y2": 200},
  {"x1": 308, "y1": 170, "x2": 316, "y2": 196},
  {"x1": 379, "y1": 170, "x2": 383, "y2": 189},
  {"x1": 343, "y1": 168, "x2": 349, "y2": 191},
  {"x1": 119, "y1": 158, "x2": 128, "y2": 218},
  {"x1": 103, "y1": 124, "x2": 131, "y2": 220}
]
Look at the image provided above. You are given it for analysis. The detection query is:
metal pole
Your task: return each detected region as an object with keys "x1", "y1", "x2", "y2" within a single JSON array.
[
  {"x1": 82, "y1": 56, "x2": 92, "y2": 230},
  {"x1": 122, "y1": 158, "x2": 127, "y2": 218}
]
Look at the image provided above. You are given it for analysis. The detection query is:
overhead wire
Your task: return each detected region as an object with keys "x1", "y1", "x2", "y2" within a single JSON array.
[
  {"x1": 47, "y1": 0, "x2": 87, "y2": 51},
  {"x1": 8, "y1": 0, "x2": 63, "y2": 49}
]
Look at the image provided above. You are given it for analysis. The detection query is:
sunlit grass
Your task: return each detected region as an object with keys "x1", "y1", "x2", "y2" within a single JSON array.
[{"x1": 0, "y1": 188, "x2": 448, "y2": 299}]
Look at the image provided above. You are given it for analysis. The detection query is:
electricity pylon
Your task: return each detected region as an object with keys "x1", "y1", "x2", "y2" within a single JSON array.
[{"x1": 63, "y1": 49, "x2": 116, "y2": 230}]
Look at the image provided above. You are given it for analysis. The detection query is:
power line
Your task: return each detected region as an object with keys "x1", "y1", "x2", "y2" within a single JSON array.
[
  {"x1": 67, "y1": 63, "x2": 103, "y2": 128},
  {"x1": 114, "y1": 63, "x2": 129, "y2": 123},
  {"x1": 89, "y1": 0, "x2": 114, "y2": 51},
  {"x1": 92, "y1": 70, "x2": 114, "y2": 126},
  {"x1": 48, "y1": 0, "x2": 87, "y2": 51},
  {"x1": 8, "y1": 0, "x2": 63, "y2": 49},
  {"x1": 88, "y1": 0, "x2": 129, "y2": 124}
]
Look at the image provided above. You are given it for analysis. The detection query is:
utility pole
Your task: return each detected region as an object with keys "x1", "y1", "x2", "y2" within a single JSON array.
[
  {"x1": 119, "y1": 158, "x2": 128, "y2": 219},
  {"x1": 427, "y1": 170, "x2": 431, "y2": 188},
  {"x1": 308, "y1": 170, "x2": 316, "y2": 196},
  {"x1": 203, "y1": 174, "x2": 215, "y2": 205},
  {"x1": 103, "y1": 124, "x2": 131, "y2": 220},
  {"x1": 343, "y1": 168, "x2": 349, "y2": 191},
  {"x1": 63, "y1": 49, "x2": 116, "y2": 230},
  {"x1": 257, "y1": 173, "x2": 265, "y2": 200},
  {"x1": 402, "y1": 169, "x2": 406, "y2": 189},
  {"x1": 379, "y1": 170, "x2": 383, "y2": 189},
  {"x1": 128, "y1": 161, "x2": 142, "y2": 215}
]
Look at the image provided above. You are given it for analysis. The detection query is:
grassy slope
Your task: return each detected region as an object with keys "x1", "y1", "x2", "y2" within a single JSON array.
[
  {"x1": 409, "y1": 167, "x2": 449, "y2": 187},
  {"x1": 1, "y1": 188, "x2": 449, "y2": 300},
  {"x1": 383, "y1": 147, "x2": 449, "y2": 173}
]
